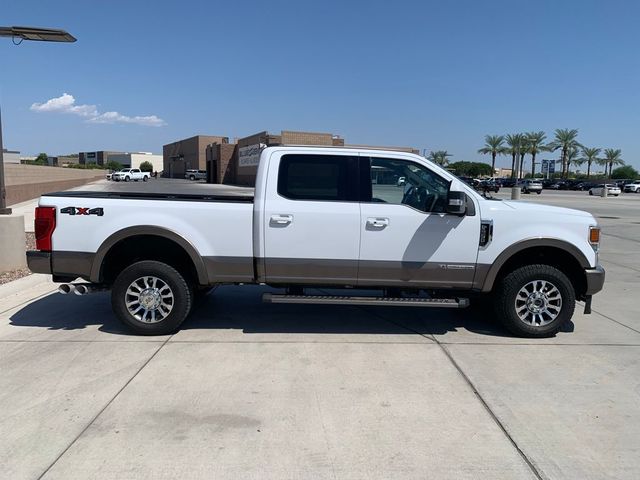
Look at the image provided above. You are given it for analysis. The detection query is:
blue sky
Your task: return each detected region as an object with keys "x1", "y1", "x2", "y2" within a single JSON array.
[{"x1": 1, "y1": 0, "x2": 639, "y2": 170}]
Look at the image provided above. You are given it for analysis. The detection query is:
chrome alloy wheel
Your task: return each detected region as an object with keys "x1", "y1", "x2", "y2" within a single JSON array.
[
  {"x1": 515, "y1": 280, "x2": 562, "y2": 327},
  {"x1": 125, "y1": 276, "x2": 174, "y2": 323}
]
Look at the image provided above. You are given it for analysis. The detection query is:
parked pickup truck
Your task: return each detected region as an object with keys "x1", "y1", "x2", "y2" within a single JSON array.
[
  {"x1": 112, "y1": 168, "x2": 150, "y2": 182},
  {"x1": 27, "y1": 146, "x2": 605, "y2": 337}
]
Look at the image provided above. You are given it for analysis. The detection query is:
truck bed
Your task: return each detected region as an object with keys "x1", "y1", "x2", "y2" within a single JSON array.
[{"x1": 44, "y1": 181, "x2": 255, "y2": 203}]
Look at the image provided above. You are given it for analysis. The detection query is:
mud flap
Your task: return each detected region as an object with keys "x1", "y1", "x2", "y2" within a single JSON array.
[{"x1": 583, "y1": 295, "x2": 592, "y2": 314}]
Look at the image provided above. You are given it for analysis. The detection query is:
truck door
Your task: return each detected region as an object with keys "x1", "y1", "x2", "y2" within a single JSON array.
[
  {"x1": 262, "y1": 152, "x2": 361, "y2": 285},
  {"x1": 358, "y1": 156, "x2": 481, "y2": 289}
]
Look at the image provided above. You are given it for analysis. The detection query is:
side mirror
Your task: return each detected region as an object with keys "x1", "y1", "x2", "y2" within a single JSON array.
[{"x1": 446, "y1": 190, "x2": 467, "y2": 216}]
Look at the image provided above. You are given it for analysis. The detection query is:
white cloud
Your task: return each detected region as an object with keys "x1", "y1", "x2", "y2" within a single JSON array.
[
  {"x1": 30, "y1": 93, "x2": 166, "y2": 127},
  {"x1": 88, "y1": 111, "x2": 166, "y2": 127},
  {"x1": 30, "y1": 93, "x2": 97, "y2": 117}
]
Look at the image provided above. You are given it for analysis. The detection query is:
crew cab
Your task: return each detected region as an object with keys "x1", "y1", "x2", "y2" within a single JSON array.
[
  {"x1": 27, "y1": 146, "x2": 605, "y2": 337},
  {"x1": 112, "y1": 168, "x2": 150, "y2": 182},
  {"x1": 185, "y1": 169, "x2": 207, "y2": 181}
]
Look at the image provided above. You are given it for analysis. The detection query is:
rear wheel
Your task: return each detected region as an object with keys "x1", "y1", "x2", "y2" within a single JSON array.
[
  {"x1": 143, "y1": 176, "x2": 148, "y2": 182},
  {"x1": 494, "y1": 264, "x2": 575, "y2": 337},
  {"x1": 111, "y1": 260, "x2": 192, "y2": 335},
  {"x1": 536, "y1": 190, "x2": 541, "y2": 194},
  {"x1": 190, "y1": 175, "x2": 195, "y2": 181},
  {"x1": 589, "y1": 190, "x2": 593, "y2": 195},
  {"x1": 125, "y1": 176, "x2": 130, "y2": 182}
]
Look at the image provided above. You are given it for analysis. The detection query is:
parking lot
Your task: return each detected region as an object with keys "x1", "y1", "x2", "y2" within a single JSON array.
[{"x1": 1, "y1": 190, "x2": 639, "y2": 479}]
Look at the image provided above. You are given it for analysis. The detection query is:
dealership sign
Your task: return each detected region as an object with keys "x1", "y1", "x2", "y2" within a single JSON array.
[
  {"x1": 238, "y1": 144, "x2": 266, "y2": 167},
  {"x1": 541, "y1": 159, "x2": 556, "y2": 174}
]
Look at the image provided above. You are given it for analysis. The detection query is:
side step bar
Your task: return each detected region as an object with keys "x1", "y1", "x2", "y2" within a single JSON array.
[{"x1": 262, "y1": 293, "x2": 469, "y2": 308}]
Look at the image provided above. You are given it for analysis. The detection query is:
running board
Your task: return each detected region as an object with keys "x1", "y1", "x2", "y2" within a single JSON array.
[{"x1": 262, "y1": 293, "x2": 469, "y2": 308}]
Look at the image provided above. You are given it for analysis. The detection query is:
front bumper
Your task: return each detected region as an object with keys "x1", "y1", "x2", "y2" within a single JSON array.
[
  {"x1": 26, "y1": 251, "x2": 52, "y2": 275},
  {"x1": 585, "y1": 265, "x2": 605, "y2": 295}
]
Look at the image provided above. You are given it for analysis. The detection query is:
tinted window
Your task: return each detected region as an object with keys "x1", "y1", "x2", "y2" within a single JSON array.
[
  {"x1": 278, "y1": 154, "x2": 357, "y2": 201},
  {"x1": 366, "y1": 157, "x2": 450, "y2": 213}
]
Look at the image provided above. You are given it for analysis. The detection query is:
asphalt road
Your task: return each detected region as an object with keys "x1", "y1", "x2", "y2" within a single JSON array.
[{"x1": 1, "y1": 190, "x2": 639, "y2": 479}]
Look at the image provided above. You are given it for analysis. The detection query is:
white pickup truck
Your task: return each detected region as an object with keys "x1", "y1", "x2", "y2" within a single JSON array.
[
  {"x1": 111, "y1": 168, "x2": 150, "y2": 182},
  {"x1": 27, "y1": 146, "x2": 605, "y2": 337}
]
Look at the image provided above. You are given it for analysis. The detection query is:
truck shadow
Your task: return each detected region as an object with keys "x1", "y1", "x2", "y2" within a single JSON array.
[{"x1": 9, "y1": 285, "x2": 574, "y2": 338}]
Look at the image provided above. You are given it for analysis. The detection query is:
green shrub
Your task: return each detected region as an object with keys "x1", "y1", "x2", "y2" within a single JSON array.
[{"x1": 139, "y1": 161, "x2": 154, "y2": 172}]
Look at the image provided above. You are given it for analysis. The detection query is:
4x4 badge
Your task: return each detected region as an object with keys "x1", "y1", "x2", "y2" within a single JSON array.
[{"x1": 60, "y1": 206, "x2": 104, "y2": 216}]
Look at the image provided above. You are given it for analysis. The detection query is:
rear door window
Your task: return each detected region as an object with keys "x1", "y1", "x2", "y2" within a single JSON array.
[{"x1": 277, "y1": 154, "x2": 358, "y2": 201}]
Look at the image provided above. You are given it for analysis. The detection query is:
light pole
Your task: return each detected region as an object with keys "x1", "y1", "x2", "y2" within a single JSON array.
[{"x1": 0, "y1": 26, "x2": 76, "y2": 214}]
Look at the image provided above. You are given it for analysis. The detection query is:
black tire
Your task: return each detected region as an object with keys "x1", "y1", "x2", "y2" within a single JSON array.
[
  {"x1": 143, "y1": 176, "x2": 148, "y2": 182},
  {"x1": 494, "y1": 264, "x2": 575, "y2": 338},
  {"x1": 190, "y1": 175, "x2": 195, "y2": 181},
  {"x1": 111, "y1": 260, "x2": 193, "y2": 335},
  {"x1": 589, "y1": 190, "x2": 593, "y2": 195},
  {"x1": 125, "y1": 176, "x2": 130, "y2": 182},
  {"x1": 536, "y1": 191, "x2": 541, "y2": 194}
]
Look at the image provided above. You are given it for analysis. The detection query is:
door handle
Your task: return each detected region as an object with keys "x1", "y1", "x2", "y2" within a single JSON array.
[
  {"x1": 366, "y1": 217, "x2": 389, "y2": 228},
  {"x1": 270, "y1": 214, "x2": 293, "y2": 226}
]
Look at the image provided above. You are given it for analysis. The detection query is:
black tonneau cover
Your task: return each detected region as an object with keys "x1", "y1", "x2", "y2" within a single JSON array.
[{"x1": 43, "y1": 181, "x2": 255, "y2": 203}]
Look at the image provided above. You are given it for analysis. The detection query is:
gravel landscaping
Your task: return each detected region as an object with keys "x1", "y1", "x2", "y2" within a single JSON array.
[{"x1": 0, "y1": 232, "x2": 35, "y2": 285}]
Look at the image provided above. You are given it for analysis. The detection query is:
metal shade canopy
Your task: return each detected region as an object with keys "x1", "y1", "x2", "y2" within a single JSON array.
[
  {"x1": 0, "y1": 25, "x2": 76, "y2": 214},
  {"x1": 0, "y1": 26, "x2": 76, "y2": 42}
]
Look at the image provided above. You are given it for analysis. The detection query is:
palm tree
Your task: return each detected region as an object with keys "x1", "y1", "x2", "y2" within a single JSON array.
[
  {"x1": 567, "y1": 148, "x2": 584, "y2": 176},
  {"x1": 505, "y1": 134, "x2": 524, "y2": 179},
  {"x1": 427, "y1": 150, "x2": 452, "y2": 166},
  {"x1": 548, "y1": 128, "x2": 581, "y2": 179},
  {"x1": 602, "y1": 148, "x2": 624, "y2": 178},
  {"x1": 567, "y1": 147, "x2": 582, "y2": 175},
  {"x1": 580, "y1": 147, "x2": 601, "y2": 178},
  {"x1": 525, "y1": 131, "x2": 547, "y2": 178},
  {"x1": 519, "y1": 137, "x2": 529, "y2": 179},
  {"x1": 477, "y1": 135, "x2": 506, "y2": 176},
  {"x1": 596, "y1": 156, "x2": 609, "y2": 177}
]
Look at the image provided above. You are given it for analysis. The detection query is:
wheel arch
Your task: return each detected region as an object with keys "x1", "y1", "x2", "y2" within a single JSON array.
[
  {"x1": 479, "y1": 239, "x2": 590, "y2": 296},
  {"x1": 90, "y1": 226, "x2": 208, "y2": 285}
]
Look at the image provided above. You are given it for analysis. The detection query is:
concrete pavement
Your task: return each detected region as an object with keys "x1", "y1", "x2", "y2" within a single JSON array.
[{"x1": 1, "y1": 190, "x2": 639, "y2": 479}]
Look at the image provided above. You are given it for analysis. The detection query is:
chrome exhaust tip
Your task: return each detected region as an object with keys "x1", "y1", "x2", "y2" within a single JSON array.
[
  {"x1": 58, "y1": 284, "x2": 75, "y2": 295},
  {"x1": 74, "y1": 284, "x2": 89, "y2": 296}
]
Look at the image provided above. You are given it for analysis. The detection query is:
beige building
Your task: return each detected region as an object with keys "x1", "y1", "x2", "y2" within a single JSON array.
[{"x1": 108, "y1": 152, "x2": 163, "y2": 172}]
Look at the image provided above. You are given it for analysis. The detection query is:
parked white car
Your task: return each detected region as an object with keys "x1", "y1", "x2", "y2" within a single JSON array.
[
  {"x1": 623, "y1": 181, "x2": 640, "y2": 193},
  {"x1": 112, "y1": 168, "x2": 150, "y2": 182},
  {"x1": 589, "y1": 184, "x2": 621, "y2": 196},
  {"x1": 517, "y1": 179, "x2": 543, "y2": 194}
]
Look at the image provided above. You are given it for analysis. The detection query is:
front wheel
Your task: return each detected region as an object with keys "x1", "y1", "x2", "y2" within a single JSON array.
[
  {"x1": 494, "y1": 264, "x2": 575, "y2": 337},
  {"x1": 124, "y1": 176, "x2": 130, "y2": 182},
  {"x1": 536, "y1": 191, "x2": 541, "y2": 194},
  {"x1": 143, "y1": 176, "x2": 148, "y2": 182},
  {"x1": 111, "y1": 260, "x2": 193, "y2": 335},
  {"x1": 589, "y1": 190, "x2": 593, "y2": 195},
  {"x1": 190, "y1": 175, "x2": 195, "y2": 181}
]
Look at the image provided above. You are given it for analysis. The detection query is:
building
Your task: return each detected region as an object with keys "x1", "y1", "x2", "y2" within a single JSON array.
[
  {"x1": 2, "y1": 149, "x2": 20, "y2": 164},
  {"x1": 107, "y1": 152, "x2": 163, "y2": 172},
  {"x1": 79, "y1": 150, "x2": 161, "y2": 171},
  {"x1": 79, "y1": 151, "x2": 123, "y2": 166},
  {"x1": 163, "y1": 135, "x2": 228, "y2": 178}
]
